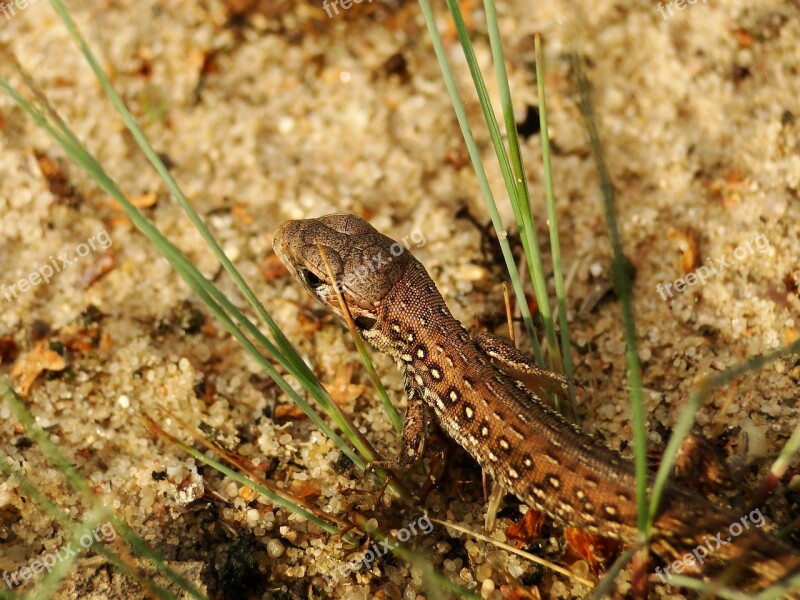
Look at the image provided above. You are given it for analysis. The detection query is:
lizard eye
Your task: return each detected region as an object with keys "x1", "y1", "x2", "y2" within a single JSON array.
[
  {"x1": 301, "y1": 269, "x2": 324, "y2": 290},
  {"x1": 354, "y1": 316, "x2": 377, "y2": 330}
]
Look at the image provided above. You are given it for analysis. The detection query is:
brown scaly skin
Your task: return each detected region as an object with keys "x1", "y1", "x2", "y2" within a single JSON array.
[{"x1": 273, "y1": 213, "x2": 800, "y2": 596}]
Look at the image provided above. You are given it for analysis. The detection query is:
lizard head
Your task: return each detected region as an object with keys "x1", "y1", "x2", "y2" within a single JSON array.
[{"x1": 273, "y1": 214, "x2": 412, "y2": 332}]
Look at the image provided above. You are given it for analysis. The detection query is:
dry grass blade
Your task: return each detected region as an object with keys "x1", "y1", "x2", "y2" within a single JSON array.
[
  {"x1": 569, "y1": 50, "x2": 650, "y2": 544},
  {"x1": 316, "y1": 243, "x2": 403, "y2": 434},
  {"x1": 429, "y1": 518, "x2": 594, "y2": 586}
]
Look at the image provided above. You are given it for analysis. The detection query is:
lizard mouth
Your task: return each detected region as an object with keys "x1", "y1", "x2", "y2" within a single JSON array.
[{"x1": 353, "y1": 315, "x2": 377, "y2": 331}]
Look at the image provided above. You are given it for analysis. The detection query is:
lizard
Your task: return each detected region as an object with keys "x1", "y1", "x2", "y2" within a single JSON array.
[{"x1": 272, "y1": 213, "x2": 800, "y2": 595}]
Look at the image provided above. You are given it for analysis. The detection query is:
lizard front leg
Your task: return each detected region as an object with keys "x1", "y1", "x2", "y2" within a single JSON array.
[
  {"x1": 474, "y1": 332, "x2": 572, "y2": 398},
  {"x1": 366, "y1": 378, "x2": 427, "y2": 472}
]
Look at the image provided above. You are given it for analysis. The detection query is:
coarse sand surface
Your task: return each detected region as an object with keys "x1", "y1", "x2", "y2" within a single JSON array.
[{"x1": 1, "y1": 1, "x2": 799, "y2": 598}]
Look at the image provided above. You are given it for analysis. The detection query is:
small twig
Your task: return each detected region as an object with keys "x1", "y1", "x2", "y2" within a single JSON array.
[
  {"x1": 429, "y1": 518, "x2": 594, "y2": 586},
  {"x1": 502, "y1": 282, "x2": 515, "y2": 346}
]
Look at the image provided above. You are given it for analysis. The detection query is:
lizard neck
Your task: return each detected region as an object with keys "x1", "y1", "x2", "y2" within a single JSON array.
[{"x1": 363, "y1": 260, "x2": 465, "y2": 360}]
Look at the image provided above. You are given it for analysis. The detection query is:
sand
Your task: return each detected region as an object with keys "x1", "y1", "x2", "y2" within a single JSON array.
[{"x1": 1, "y1": 0, "x2": 799, "y2": 598}]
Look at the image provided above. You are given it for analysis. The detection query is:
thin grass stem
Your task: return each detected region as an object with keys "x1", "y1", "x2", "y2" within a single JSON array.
[
  {"x1": 416, "y1": 0, "x2": 542, "y2": 361},
  {"x1": 534, "y1": 34, "x2": 577, "y2": 415},
  {"x1": 33, "y1": 1, "x2": 386, "y2": 478},
  {"x1": 445, "y1": 0, "x2": 560, "y2": 378},
  {"x1": 317, "y1": 244, "x2": 402, "y2": 434},
  {"x1": 570, "y1": 52, "x2": 649, "y2": 540},
  {"x1": 0, "y1": 378, "x2": 203, "y2": 599},
  {"x1": 586, "y1": 549, "x2": 634, "y2": 600},
  {"x1": 648, "y1": 337, "x2": 800, "y2": 527}
]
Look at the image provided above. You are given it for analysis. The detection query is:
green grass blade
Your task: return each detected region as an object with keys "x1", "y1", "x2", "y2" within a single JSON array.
[
  {"x1": 444, "y1": 0, "x2": 561, "y2": 379},
  {"x1": 167, "y1": 434, "x2": 341, "y2": 535},
  {"x1": 0, "y1": 462, "x2": 183, "y2": 600},
  {"x1": 770, "y1": 413, "x2": 800, "y2": 480},
  {"x1": 0, "y1": 73, "x2": 407, "y2": 495},
  {"x1": 756, "y1": 569, "x2": 800, "y2": 599},
  {"x1": 533, "y1": 34, "x2": 577, "y2": 411},
  {"x1": 572, "y1": 51, "x2": 800, "y2": 600},
  {"x1": 29, "y1": 510, "x2": 112, "y2": 600},
  {"x1": 570, "y1": 53, "x2": 649, "y2": 539},
  {"x1": 317, "y1": 244, "x2": 402, "y2": 434},
  {"x1": 416, "y1": 0, "x2": 541, "y2": 363},
  {"x1": 481, "y1": 0, "x2": 539, "y2": 303},
  {"x1": 33, "y1": 1, "x2": 386, "y2": 483},
  {"x1": 586, "y1": 549, "x2": 634, "y2": 600},
  {"x1": 482, "y1": 1, "x2": 580, "y2": 417},
  {"x1": 44, "y1": 0, "x2": 311, "y2": 385},
  {"x1": 348, "y1": 330, "x2": 403, "y2": 434},
  {"x1": 0, "y1": 379, "x2": 203, "y2": 599},
  {"x1": 483, "y1": 0, "x2": 529, "y2": 222}
]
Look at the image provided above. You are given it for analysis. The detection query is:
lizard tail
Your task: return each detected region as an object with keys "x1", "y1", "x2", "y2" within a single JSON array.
[{"x1": 652, "y1": 500, "x2": 800, "y2": 595}]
